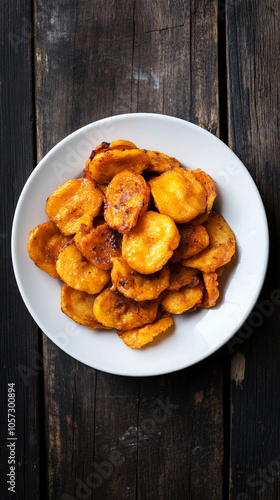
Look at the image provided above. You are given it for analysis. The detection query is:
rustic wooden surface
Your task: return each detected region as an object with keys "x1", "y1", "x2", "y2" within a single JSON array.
[
  {"x1": 227, "y1": 1, "x2": 280, "y2": 499},
  {"x1": 1, "y1": 0, "x2": 279, "y2": 499},
  {"x1": 1, "y1": 1, "x2": 43, "y2": 499}
]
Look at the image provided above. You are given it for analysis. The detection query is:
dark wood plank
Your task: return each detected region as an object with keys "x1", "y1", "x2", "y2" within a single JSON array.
[
  {"x1": 34, "y1": 2, "x2": 140, "y2": 499},
  {"x1": 0, "y1": 1, "x2": 44, "y2": 498},
  {"x1": 136, "y1": 354, "x2": 225, "y2": 500},
  {"x1": 92, "y1": 374, "x2": 140, "y2": 499},
  {"x1": 35, "y1": 1, "x2": 225, "y2": 499},
  {"x1": 227, "y1": 1, "x2": 280, "y2": 498},
  {"x1": 134, "y1": 2, "x2": 225, "y2": 499},
  {"x1": 42, "y1": 343, "x2": 98, "y2": 499}
]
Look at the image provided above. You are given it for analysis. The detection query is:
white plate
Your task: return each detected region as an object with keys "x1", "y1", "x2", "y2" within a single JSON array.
[{"x1": 12, "y1": 113, "x2": 269, "y2": 376}]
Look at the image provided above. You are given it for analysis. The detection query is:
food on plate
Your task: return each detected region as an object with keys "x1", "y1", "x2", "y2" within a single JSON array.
[
  {"x1": 61, "y1": 284, "x2": 110, "y2": 329},
  {"x1": 190, "y1": 169, "x2": 217, "y2": 225},
  {"x1": 167, "y1": 263, "x2": 200, "y2": 291},
  {"x1": 216, "y1": 255, "x2": 236, "y2": 276},
  {"x1": 93, "y1": 289, "x2": 159, "y2": 330},
  {"x1": 27, "y1": 139, "x2": 236, "y2": 348},
  {"x1": 144, "y1": 150, "x2": 180, "y2": 173},
  {"x1": 122, "y1": 211, "x2": 180, "y2": 274},
  {"x1": 107, "y1": 139, "x2": 138, "y2": 150},
  {"x1": 74, "y1": 223, "x2": 122, "y2": 270},
  {"x1": 117, "y1": 313, "x2": 174, "y2": 348},
  {"x1": 171, "y1": 224, "x2": 210, "y2": 262},
  {"x1": 111, "y1": 257, "x2": 170, "y2": 301},
  {"x1": 45, "y1": 178, "x2": 103, "y2": 235},
  {"x1": 28, "y1": 221, "x2": 71, "y2": 278},
  {"x1": 104, "y1": 169, "x2": 150, "y2": 233},
  {"x1": 149, "y1": 167, "x2": 207, "y2": 223},
  {"x1": 86, "y1": 145, "x2": 150, "y2": 184},
  {"x1": 201, "y1": 272, "x2": 220, "y2": 309},
  {"x1": 161, "y1": 281, "x2": 204, "y2": 314},
  {"x1": 182, "y1": 212, "x2": 236, "y2": 272},
  {"x1": 56, "y1": 240, "x2": 110, "y2": 294}
]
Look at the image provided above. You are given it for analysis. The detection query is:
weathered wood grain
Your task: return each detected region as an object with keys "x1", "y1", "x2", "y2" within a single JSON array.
[
  {"x1": 34, "y1": 2, "x2": 141, "y2": 499},
  {"x1": 227, "y1": 1, "x2": 280, "y2": 498},
  {"x1": 4, "y1": 0, "x2": 280, "y2": 497},
  {"x1": 136, "y1": 352, "x2": 225, "y2": 500},
  {"x1": 133, "y1": 2, "x2": 225, "y2": 499},
  {"x1": 0, "y1": 1, "x2": 43, "y2": 498},
  {"x1": 34, "y1": 0, "x2": 225, "y2": 499}
]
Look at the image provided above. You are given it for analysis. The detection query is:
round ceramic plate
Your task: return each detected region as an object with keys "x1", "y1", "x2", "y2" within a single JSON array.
[{"x1": 12, "y1": 113, "x2": 269, "y2": 376}]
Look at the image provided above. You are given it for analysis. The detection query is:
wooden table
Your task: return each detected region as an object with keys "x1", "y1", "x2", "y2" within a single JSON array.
[{"x1": 1, "y1": 1, "x2": 280, "y2": 498}]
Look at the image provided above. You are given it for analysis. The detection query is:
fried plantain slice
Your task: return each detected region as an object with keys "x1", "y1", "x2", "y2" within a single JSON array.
[
  {"x1": 182, "y1": 212, "x2": 236, "y2": 272},
  {"x1": 90, "y1": 140, "x2": 138, "y2": 156},
  {"x1": 167, "y1": 263, "x2": 200, "y2": 291},
  {"x1": 28, "y1": 221, "x2": 71, "y2": 278},
  {"x1": 86, "y1": 148, "x2": 150, "y2": 185},
  {"x1": 45, "y1": 178, "x2": 104, "y2": 236},
  {"x1": 109, "y1": 140, "x2": 138, "y2": 150},
  {"x1": 216, "y1": 254, "x2": 236, "y2": 276},
  {"x1": 56, "y1": 240, "x2": 110, "y2": 294},
  {"x1": 171, "y1": 224, "x2": 210, "y2": 262},
  {"x1": 149, "y1": 167, "x2": 207, "y2": 223},
  {"x1": 111, "y1": 257, "x2": 170, "y2": 301},
  {"x1": 161, "y1": 281, "x2": 204, "y2": 314},
  {"x1": 201, "y1": 272, "x2": 219, "y2": 309},
  {"x1": 144, "y1": 150, "x2": 180, "y2": 173},
  {"x1": 61, "y1": 284, "x2": 110, "y2": 329},
  {"x1": 75, "y1": 223, "x2": 122, "y2": 270},
  {"x1": 104, "y1": 169, "x2": 150, "y2": 234},
  {"x1": 86, "y1": 140, "x2": 138, "y2": 166},
  {"x1": 82, "y1": 163, "x2": 92, "y2": 181},
  {"x1": 117, "y1": 313, "x2": 174, "y2": 348},
  {"x1": 122, "y1": 211, "x2": 180, "y2": 274},
  {"x1": 93, "y1": 289, "x2": 159, "y2": 330},
  {"x1": 190, "y1": 169, "x2": 217, "y2": 224}
]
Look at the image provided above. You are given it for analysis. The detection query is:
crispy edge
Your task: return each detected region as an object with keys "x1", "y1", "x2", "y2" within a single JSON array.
[
  {"x1": 56, "y1": 240, "x2": 110, "y2": 294},
  {"x1": 74, "y1": 223, "x2": 122, "y2": 270},
  {"x1": 111, "y1": 257, "x2": 170, "y2": 300},
  {"x1": 27, "y1": 221, "x2": 70, "y2": 278},
  {"x1": 182, "y1": 212, "x2": 236, "y2": 272},
  {"x1": 161, "y1": 281, "x2": 204, "y2": 314},
  {"x1": 93, "y1": 288, "x2": 159, "y2": 330},
  {"x1": 171, "y1": 224, "x2": 210, "y2": 262},
  {"x1": 117, "y1": 313, "x2": 174, "y2": 348},
  {"x1": 45, "y1": 178, "x2": 104, "y2": 235},
  {"x1": 200, "y1": 272, "x2": 220, "y2": 309},
  {"x1": 189, "y1": 169, "x2": 216, "y2": 225},
  {"x1": 104, "y1": 170, "x2": 150, "y2": 234},
  {"x1": 167, "y1": 263, "x2": 200, "y2": 291},
  {"x1": 60, "y1": 284, "x2": 110, "y2": 330},
  {"x1": 144, "y1": 150, "x2": 180, "y2": 173},
  {"x1": 87, "y1": 148, "x2": 150, "y2": 184}
]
